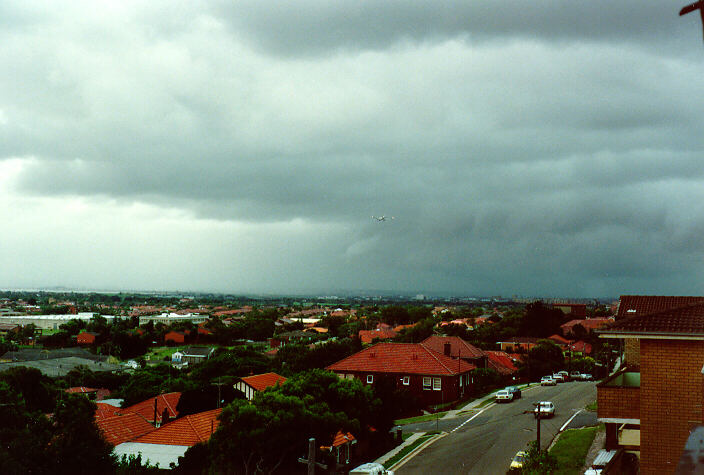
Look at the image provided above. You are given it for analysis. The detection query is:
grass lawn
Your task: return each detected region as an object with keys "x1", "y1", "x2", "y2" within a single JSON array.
[
  {"x1": 383, "y1": 433, "x2": 437, "y2": 468},
  {"x1": 394, "y1": 412, "x2": 448, "y2": 425},
  {"x1": 548, "y1": 426, "x2": 599, "y2": 475},
  {"x1": 145, "y1": 346, "x2": 177, "y2": 361},
  {"x1": 585, "y1": 399, "x2": 597, "y2": 411}
]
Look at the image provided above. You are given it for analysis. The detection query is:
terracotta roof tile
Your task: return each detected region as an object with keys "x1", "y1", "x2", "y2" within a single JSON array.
[
  {"x1": 421, "y1": 335, "x2": 485, "y2": 359},
  {"x1": 119, "y1": 392, "x2": 181, "y2": 423},
  {"x1": 616, "y1": 295, "x2": 704, "y2": 320},
  {"x1": 97, "y1": 412, "x2": 156, "y2": 446},
  {"x1": 326, "y1": 342, "x2": 475, "y2": 375},
  {"x1": 134, "y1": 408, "x2": 222, "y2": 446},
  {"x1": 65, "y1": 386, "x2": 98, "y2": 394},
  {"x1": 358, "y1": 329, "x2": 397, "y2": 344},
  {"x1": 95, "y1": 402, "x2": 121, "y2": 420},
  {"x1": 240, "y1": 373, "x2": 287, "y2": 392},
  {"x1": 602, "y1": 301, "x2": 704, "y2": 337},
  {"x1": 485, "y1": 351, "x2": 519, "y2": 375},
  {"x1": 321, "y1": 430, "x2": 356, "y2": 450}
]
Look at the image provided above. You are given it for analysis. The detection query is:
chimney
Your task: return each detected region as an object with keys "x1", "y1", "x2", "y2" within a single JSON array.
[{"x1": 444, "y1": 343, "x2": 451, "y2": 357}]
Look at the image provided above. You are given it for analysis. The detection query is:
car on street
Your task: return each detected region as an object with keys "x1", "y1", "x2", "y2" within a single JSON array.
[
  {"x1": 552, "y1": 373, "x2": 565, "y2": 383},
  {"x1": 534, "y1": 401, "x2": 555, "y2": 418},
  {"x1": 495, "y1": 389, "x2": 514, "y2": 403},
  {"x1": 506, "y1": 386, "x2": 522, "y2": 399},
  {"x1": 557, "y1": 370, "x2": 570, "y2": 381},
  {"x1": 570, "y1": 371, "x2": 582, "y2": 380},
  {"x1": 541, "y1": 376, "x2": 556, "y2": 386},
  {"x1": 581, "y1": 373, "x2": 593, "y2": 381},
  {"x1": 509, "y1": 450, "x2": 527, "y2": 470}
]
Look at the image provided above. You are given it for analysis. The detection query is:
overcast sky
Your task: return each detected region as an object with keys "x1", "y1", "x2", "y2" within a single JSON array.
[{"x1": 1, "y1": 1, "x2": 704, "y2": 297}]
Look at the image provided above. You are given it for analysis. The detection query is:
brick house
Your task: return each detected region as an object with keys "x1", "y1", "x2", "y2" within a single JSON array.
[
  {"x1": 326, "y1": 342, "x2": 475, "y2": 407},
  {"x1": 164, "y1": 330, "x2": 189, "y2": 344},
  {"x1": 77, "y1": 331, "x2": 98, "y2": 345},
  {"x1": 497, "y1": 336, "x2": 540, "y2": 352},
  {"x1": 234, "y1": 372, "x2": 287, "y2": 400},
  {"x1": 597, "y1": 297, "x2": 704, "y2": 474},
  {"x1": 420, "y1": 335, "x2": 488, "y2": 369},
  {"x1": 171, "y1": 346, "x2": 215, "y2": 366}
]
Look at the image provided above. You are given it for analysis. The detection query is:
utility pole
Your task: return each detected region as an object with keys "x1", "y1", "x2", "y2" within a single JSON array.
[
  {"x1": 211, "y1": 378, "x2": 227, "y2": 408},
  {"x1": 534, "y1": 403, "x2": 541, "y2": 453},
  {"x1": 297, "y1": 438, "x2": 327, "y2": 475}
]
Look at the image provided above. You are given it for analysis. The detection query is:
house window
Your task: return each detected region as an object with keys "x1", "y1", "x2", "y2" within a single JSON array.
[
  {"x1": 423, "y1": 377, "x2": 432, "y2": 390},
  {"x1": 433, "y1": 377, "x2": 441, "y2": 391},
  {"x1": 402, "y1": 376, "x2": 410, "y2": 386},
  {"x1": 366, "y1": 375, "x2": 374, "y2": 384},
  {"x1": 459, "y1": 375, "x2": 463, "y2": 387}
]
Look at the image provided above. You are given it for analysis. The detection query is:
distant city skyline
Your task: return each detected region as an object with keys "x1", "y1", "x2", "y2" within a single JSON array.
[{"x1": 2, "y1": 1, "x2": 704, "y2": 298}]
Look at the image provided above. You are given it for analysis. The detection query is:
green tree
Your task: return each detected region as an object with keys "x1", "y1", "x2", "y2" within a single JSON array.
[
  {"x1": 520, "y1": 301, "x2": 566, "y2": 338},
  {"x1": 48, "y1": 394, "x2": 116, "y2": 474},
  {"x1": 524, "y1": 340, "x2": 565, "y2": 380}
]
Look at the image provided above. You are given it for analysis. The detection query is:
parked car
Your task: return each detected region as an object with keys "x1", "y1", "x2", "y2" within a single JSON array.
[
  {"x1": 552, "y1": 373, "x2": 565, "y2": 383},
  {"x1": 558, "y1": 370, "x2": 570, "y2": 381},
  {"x1": 570, "y1": 371, "x2": 582, "y2": 380},
  {"x1": 506, "y1": 386, "x2": 522, "y2": 399},
  {"x1": 581, "y1": 373, "x2": 593, "y2": 381},
  {"x1": 541, "y1": 376, "x2": 556, "y2": 386},
  {"x1": 534, "y1": 401, "x2": 555, "y2": 418},
  {"x1": 495, "y1": 389, "x2": 514, "y2": 403},
  {"x1": 509, "y1": 450, "x2": 527, "y2": 470}
]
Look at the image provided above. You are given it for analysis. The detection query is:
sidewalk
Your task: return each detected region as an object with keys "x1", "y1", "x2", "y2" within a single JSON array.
[{"x1": 374, "y1": 432, "x2": 425, "y2": 465}]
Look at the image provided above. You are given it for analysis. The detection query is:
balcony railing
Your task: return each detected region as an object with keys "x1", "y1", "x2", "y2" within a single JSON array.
[{"x1": 597, "y1": 369, "x2": 640, "y2": 422}]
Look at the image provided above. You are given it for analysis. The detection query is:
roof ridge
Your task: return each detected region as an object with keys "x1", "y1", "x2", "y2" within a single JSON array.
[
  {"x1": 419, "y1": 344, "x2": 453, "y2": 374},
  {"x1": 183, "y1": 413, "x2": 203, "y2": 443}
]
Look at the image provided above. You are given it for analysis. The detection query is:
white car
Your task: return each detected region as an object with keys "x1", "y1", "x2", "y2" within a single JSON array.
[
  {"x1": 534, "y1": 401, "x2": 555, "y2": 418},
  {"x1": 495, "y1": 389, "x2": 514, "y2": 403},
  {"x1": 541, "y1": 376, "x2": 556, "y2": 386}
]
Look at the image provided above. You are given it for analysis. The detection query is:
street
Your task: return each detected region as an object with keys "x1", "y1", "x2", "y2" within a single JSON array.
[{"x1": 396, "y1": 381, "x2": 597, "y2": 474}]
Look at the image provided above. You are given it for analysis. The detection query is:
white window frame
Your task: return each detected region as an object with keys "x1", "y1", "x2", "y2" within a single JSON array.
[
  {"x1": 402, "y1": 376, "x2": 410, "y2": 386},
  {"x1": 422, "y1": 377, "x2": 432, "y2": 390},
  {"x1": 433, "y1": 377, "x2": 441, "y2": 391},
  {"x1": 366, "y1": 374, "x2": 374, "y2": 384}
]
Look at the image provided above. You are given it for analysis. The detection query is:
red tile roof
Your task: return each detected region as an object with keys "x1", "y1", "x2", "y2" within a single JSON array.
[
  {"x1": 616, "y1": 295, "x2": 704, "y2": 320},
  {"x1": 326, "y1": 342, "x2": 476, "y2": 375},
  {"x1": 97, "y1": 412, "x2": 156, "y2": 446},
  {"x1": 119, "y1": 392, "x2": 181, "y2": 424},
  {"x1": 561, "y1": 318, "x2": 613, "y2": 333},
  {"x1": 134, "y1": 408, "x2": 222, "y2": 447},
  {"x1": 569, "y1": 340, "x2": 593, "y2": 354},
  {"x1": 485, "y1": 351, "x2": 519, "y2": 375},
  {"x1": 95, "y1": 402, "x2": 121, "y2": 420},
  {"x1": 65, "y1": 386, "x2": 98, "y2": 394},
  {"x1": 321, "y1": 430, "x2": 356, "y2": 450},
  {"x1": 240, "y1": 373, "x2": 287, "y2": 392},
  {"x1": 547, "y1": 334, "x2": 570, "y2": 346},
  {"x1": 421, "y1": 335, "x2": 485, "y2": 359},
  {"x1": 358, "y1": 328, "x2": 397, "y2": 344},
  {"x1": 602, "y1": 301, "x2": 704, "y2": 337}
]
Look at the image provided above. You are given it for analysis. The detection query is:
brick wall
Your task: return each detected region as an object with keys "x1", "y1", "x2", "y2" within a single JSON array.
[
  {"x1": 624, "y1": 338, "x2": 640, "y2": 368},
  {"x1": 598, "y1": 386, "x2": 640, "y2": 420},
  {"x1": 640, "y1": 339, "x2": 704, "y2": 474}
]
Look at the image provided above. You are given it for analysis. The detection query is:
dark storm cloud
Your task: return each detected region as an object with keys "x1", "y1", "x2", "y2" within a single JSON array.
[
  {"x1": 2, "y1": 0, "x2": 704, "y2": 296},
  {"x1": 215, "y1": 0, "x2": 693, "y2": 57}
]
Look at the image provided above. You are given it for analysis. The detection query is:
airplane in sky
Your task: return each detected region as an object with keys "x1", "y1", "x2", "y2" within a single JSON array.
[
  {"x1": 681, "y1": 0, "x2": 704, "y2": 41},
  {"x1": 371, "y1": 215, "x2": 394, "y2": 222}
]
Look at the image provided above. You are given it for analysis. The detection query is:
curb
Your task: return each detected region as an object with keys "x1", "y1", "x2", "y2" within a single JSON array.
[{"x1": 387, "y1": 432, "x2": 448, "y2": 472}]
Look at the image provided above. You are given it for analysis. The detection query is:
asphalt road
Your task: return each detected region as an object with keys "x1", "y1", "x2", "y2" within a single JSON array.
[{"x1": 396, "y1": 381, "x2": 597, "y2": 475}]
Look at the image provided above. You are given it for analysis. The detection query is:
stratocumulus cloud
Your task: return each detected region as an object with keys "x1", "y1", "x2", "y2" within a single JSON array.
[{"x1": 1, "y1": 1, "x2": 703, "y2": 296}]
